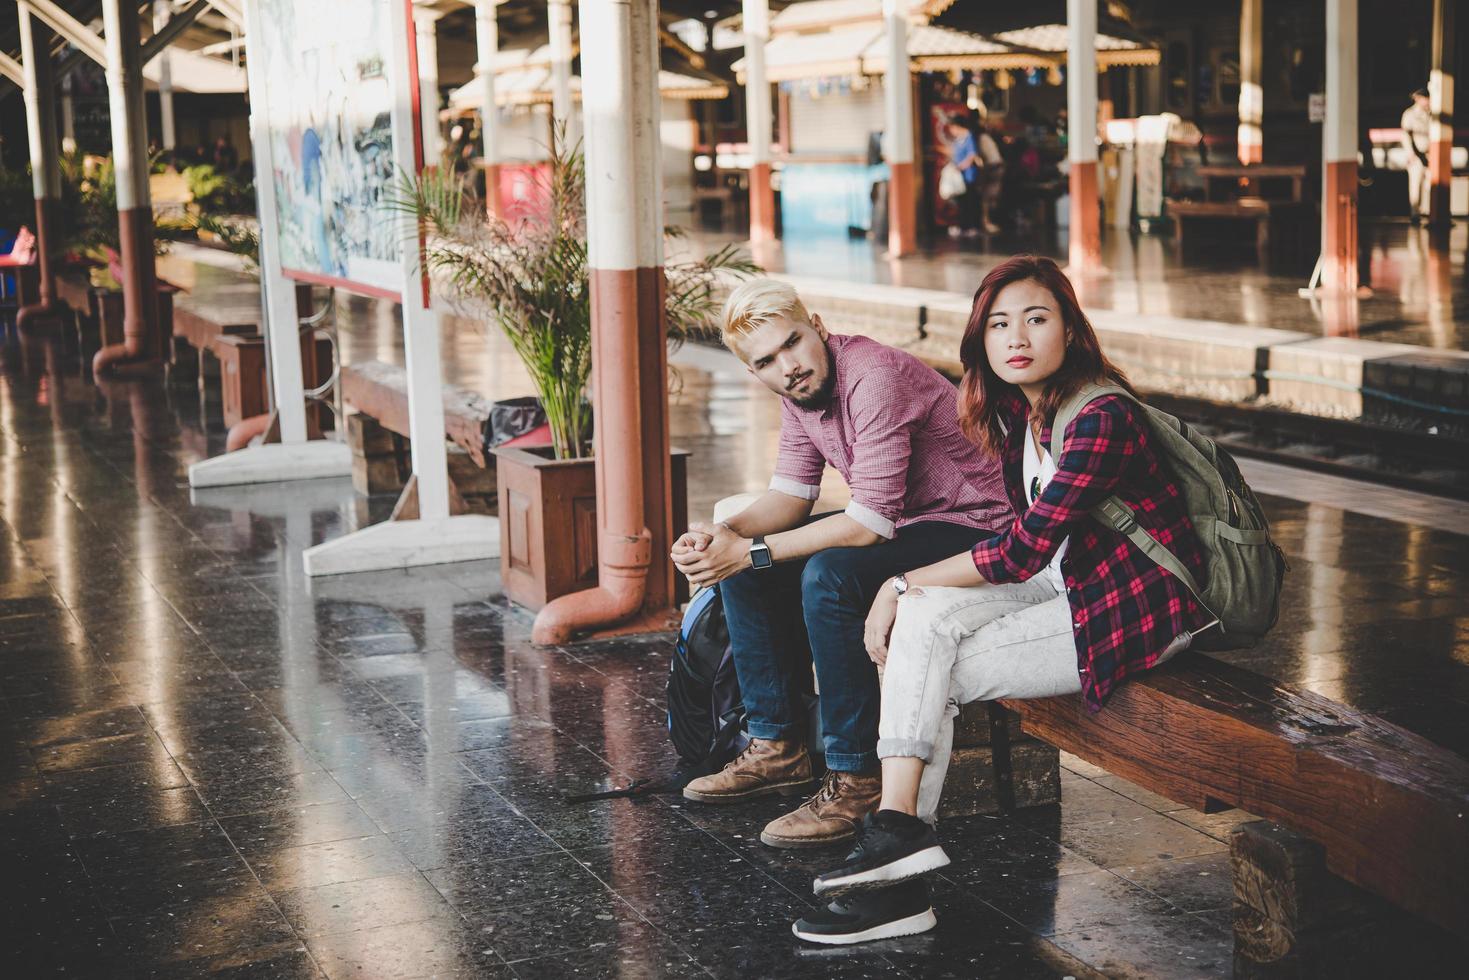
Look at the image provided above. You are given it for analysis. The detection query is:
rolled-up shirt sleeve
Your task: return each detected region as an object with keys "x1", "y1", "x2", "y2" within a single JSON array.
[
  {"x1": 771, "y1": 401, "x2": 824, "y2": 501},
  {"x1": 842, "y1": 368, "x2": 920, "y2": 540}
]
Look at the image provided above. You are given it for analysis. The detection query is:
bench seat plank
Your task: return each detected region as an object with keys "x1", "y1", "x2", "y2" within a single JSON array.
[
  {"x1": 1000, "y1": 655, "x2": 1469, "y2": 935},
  {"x1": 341, "y1": 360, "x2": 495, "y2": 468}
]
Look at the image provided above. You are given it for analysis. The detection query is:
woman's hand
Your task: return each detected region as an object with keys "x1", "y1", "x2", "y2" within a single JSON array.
[{"x1": 864, "y1": 583, "x2": 900, "y2": 667}]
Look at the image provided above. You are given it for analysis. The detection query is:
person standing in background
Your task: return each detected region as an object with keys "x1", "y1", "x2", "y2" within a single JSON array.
[{"x1": 1401, "y1": 88, "x2": 1431, "y2": 224}]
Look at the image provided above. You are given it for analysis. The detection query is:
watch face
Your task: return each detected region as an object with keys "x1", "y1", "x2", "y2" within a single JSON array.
[{"x1": 751, "y1": 544, "x2": 773, "y2": 569}]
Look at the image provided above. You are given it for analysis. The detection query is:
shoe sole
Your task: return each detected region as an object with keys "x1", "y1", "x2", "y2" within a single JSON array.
[
  {"x1": 792, "y1": 907, "x2": 937, "y2": 945},
  {"x1": 682, "y1": 778, "x2": 816, "y2": 805},
  {"x1": 758, "y1": 826, "x2": 856, "y2": 849},
  {"x1": 812, "y1": 844, "x2": 951, "y2": 896}
]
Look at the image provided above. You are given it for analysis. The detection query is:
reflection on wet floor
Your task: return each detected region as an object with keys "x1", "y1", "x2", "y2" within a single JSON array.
[
  {"x1": 2, "y1": 309, "x2": 1467, "y2": 977},
  {"x1": 688, "y1": 220, "x2": 1469, "y2": 350}
]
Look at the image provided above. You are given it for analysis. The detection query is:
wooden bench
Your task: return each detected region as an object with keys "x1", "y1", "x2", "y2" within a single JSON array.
[
  {"x1": 991, "y1": 654, "x2": 1469, "y2": 967},
  {"x1": 341, "y1": 359, "x2": 504, "y2": 518},
  {"x1": 1169, "y1": 198, "x2": 1315, "y2": 268}
]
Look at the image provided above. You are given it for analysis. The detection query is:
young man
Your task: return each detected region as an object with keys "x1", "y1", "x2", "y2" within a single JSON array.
[
  {"x1": 671, "y1": 279, "x2": 1011, "y2": 849},
  {"x1": 1402, "y1": 88, "x2": 1432, "y2": 223}
]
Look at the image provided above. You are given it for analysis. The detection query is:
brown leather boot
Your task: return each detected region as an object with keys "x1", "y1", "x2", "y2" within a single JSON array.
[
  {"x1": 682, "y1": 737, "x2": 815, "y2": 804},
  {"x1": 759, "y1": 769, "x2": 882, "y2": 849}
]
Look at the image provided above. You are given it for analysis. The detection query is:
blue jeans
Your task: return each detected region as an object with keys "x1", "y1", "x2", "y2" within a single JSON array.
[{"x1": 718, "y1": 518, "x2": 994, "y2": 773}]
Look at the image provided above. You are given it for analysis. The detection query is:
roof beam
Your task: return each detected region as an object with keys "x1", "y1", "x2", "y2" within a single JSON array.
[
  {"x1": 142, "y1": 0, "x2": 212, "y2": 64},
  {"x1": 0, "y1": 52, "x2": 24, "y2": 88},
  {"x1": 22, "y1": 0, "x2": 108, "y2": 67}
]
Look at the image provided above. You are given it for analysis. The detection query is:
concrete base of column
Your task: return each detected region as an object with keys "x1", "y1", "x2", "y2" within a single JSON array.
[
  {"x1": 16, "y1": 197, "x2": 66, "y2": 332},
  {"x1": 887, "y1": 160, "x2": 917, "y2": 257},
  {"x1": 1068, "y1": 160, "x2": 1102, "y2": 273},
  {"x1": 749, "y1": 162, "x2": 777, "y2": 244},
  {"x1": 1322, "y1": 159, "x2": 1358, "y2": 293},
  {"x1": 93, "y1": 206, "x2": 162, "y2": 378},
  {"x1": 1428, "y1": 140, "x2": 1453, "y2": 227}
]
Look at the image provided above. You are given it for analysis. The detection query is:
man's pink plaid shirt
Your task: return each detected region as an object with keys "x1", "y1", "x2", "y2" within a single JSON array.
[{"x1": 771, "y1": 334, "x2": 1012, "y2": 538}]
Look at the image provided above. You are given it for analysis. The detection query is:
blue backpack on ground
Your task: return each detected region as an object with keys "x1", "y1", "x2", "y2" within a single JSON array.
[{"x1": 667, "y1": 585, "x2": 749, "y2": 785}]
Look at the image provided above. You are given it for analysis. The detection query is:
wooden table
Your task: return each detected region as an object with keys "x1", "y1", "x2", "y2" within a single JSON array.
[{"x1": 1197, "y1": 163, "x2": 1309, "y2": 204}]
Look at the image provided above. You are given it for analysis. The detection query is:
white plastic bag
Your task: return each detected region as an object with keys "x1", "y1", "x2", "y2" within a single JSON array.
[{"x1": 938, "y1": 163, "x2": 967, "y2": 201}]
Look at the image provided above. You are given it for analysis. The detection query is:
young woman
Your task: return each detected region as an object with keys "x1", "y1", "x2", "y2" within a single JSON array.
[{"x1": 792, "y1": 255, "x2": 1214, "y2": 945}]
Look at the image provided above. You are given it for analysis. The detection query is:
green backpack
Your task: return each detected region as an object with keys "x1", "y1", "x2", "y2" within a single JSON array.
[{"x1": 1051, "y1": 384, "x2": 1287, "y2": 652}]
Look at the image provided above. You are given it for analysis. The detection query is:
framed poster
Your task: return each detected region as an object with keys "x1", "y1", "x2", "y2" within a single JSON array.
[{"x1": 253, "y1": 0, "x2": 412, "y2": 298}]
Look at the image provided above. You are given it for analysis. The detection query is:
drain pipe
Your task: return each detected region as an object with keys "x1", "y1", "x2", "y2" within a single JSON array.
[
  {"x1": 16, "y1": 4, "x2": 64, "y2": 332},
  {"x1": 94, "y1": 0, "x2": 162, "y2": 377},
  {"x1": 533, "y1": 0, "x2": 664, "y2": 645}
]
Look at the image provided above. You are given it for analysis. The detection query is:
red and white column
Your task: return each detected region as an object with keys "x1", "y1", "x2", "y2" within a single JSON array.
[
  {"x1": 1322, "y1": 0, "x2": 1358, "y2": 293},
  {"x1": 95, "y1": 0, "x2": 161, "y2": 376},
  {"x1": 882, "y1": 0, "x2": 916, "y2": 257},
  {"x1": 16, "y1": 2, "x2": 63, "y2": 331},
  {"x1": 1067, "y1": 0, "x2": 1102, "y2": 273},
  {"x1": 1428, "y1": 0, "x2": 1456, "y2": 227},
  {"x1": 475, "y1": 0, "x2": 502, "y2": 216},
  {"x1": 1237, "y1": 0, "x2": 1263, "y2": 164},
  {"x1": 534, "y1": 0, "x2": 673, "y2": 642},
  {"x1": 742, "y1": 0, "x2": 776, "y2": 244}
]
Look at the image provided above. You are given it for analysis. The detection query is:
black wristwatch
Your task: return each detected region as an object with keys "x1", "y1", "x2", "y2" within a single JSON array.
[{"x1": 749, "y1": 536, "x2": 773, "y2": 570}]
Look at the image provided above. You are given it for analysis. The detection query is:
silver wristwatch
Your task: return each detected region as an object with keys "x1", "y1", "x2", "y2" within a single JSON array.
[{"x1": 891, "y1": 573, "x2": 910, "y2": 598}]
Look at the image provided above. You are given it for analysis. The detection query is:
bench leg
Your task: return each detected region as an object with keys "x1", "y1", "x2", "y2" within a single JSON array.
[
  {"x1": 1230, "y1": 821, "x2": 1445, "y2": 978},
  {"x1": 936, "y1": 702, "x2": 1061, "y2": 820}
]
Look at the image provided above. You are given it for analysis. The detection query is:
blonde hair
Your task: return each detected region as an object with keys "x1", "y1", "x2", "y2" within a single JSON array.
[{"x1": 720, "y1": 278, "x2": 811, "y2": 354}]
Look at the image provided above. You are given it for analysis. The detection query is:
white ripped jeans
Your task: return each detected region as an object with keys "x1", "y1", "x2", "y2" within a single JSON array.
[{"x1": 876, "y1": 578, "x2": 1082, "y2": 824}]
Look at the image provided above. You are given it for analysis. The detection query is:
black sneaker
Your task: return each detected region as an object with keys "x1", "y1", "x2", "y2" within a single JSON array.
[
  {"x1": 812, "y1": 809, "x2": 949, "y2": 896},
  {"x1": 792, "y1": 879, "x2": 937, "y2": 945}
]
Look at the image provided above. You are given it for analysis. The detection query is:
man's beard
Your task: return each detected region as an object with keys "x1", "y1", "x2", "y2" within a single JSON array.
[{"x1": 789, "y1": 348, "x2": 838, "y2": 410}]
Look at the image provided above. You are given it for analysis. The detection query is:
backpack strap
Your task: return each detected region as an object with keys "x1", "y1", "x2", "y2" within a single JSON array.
[{"x1": 1044, "y1": 384, "x2": 1220, "y2": 622}]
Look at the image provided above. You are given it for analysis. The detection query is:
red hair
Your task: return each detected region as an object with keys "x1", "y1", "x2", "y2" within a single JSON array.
[{"x1": 957, "y1": 255, "x2": 1135, "y2": 456}]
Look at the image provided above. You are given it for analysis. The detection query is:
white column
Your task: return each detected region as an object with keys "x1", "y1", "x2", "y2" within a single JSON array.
[
  {"x1": 1067, "y1": 0, "x2": 1101, "y2": 271},
  {"x1": 18, "y1": 4, "x2": 61, "y2": 203},
  {"x1": 475, "y1": 0, "x2": 499, "y2": 165},
  {"x1": 154, "y1": 0, "x2": 176, "y2": 151},
  {"x1": 548, "y1": 0, "x2": 576, "y2": 147},
  {"x1": 1322, "y1": 0, "x2": 1358, "y2": 292},
  {"x1": 61, "y1": 72, "x2": 76, "y2": 150},
  {"x1": 742, "y1": 0, "x2": 775, "y2": 242},
  {"x1": 1237, "y1": 0, "x2": 1262, "y2": 164},
  {"x1": 414, "y1": 7, "x2": 444, "y2": 164},
  {"x1": 881, "y1": 0, "x2": 915, "y2": 255},
  {"x1": 1428, "y1": 0, "x2": 1456, "y2": 225},
  {"x1": 101, "y1": 0, "x2": 150, "y2": 214}
]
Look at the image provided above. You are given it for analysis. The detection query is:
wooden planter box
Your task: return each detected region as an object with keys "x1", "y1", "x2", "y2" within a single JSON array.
[{"x1": 492, "y1": 444, "x2": 690, "y2": 612}]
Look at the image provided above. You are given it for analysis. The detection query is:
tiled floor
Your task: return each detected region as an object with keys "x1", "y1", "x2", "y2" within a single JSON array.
[{"x1": 3, "y1": 277, "x2": 1468, "y2": 977}]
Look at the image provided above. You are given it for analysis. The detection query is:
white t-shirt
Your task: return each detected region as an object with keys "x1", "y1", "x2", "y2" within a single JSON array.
[{"x1": 1024, "y1": 426, "x2": 1068, "y2": 593}]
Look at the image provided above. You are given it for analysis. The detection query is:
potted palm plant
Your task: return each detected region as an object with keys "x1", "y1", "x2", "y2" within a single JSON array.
[{"x1": 395, "y1": 131, "x2": 757, "y2": 609}]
